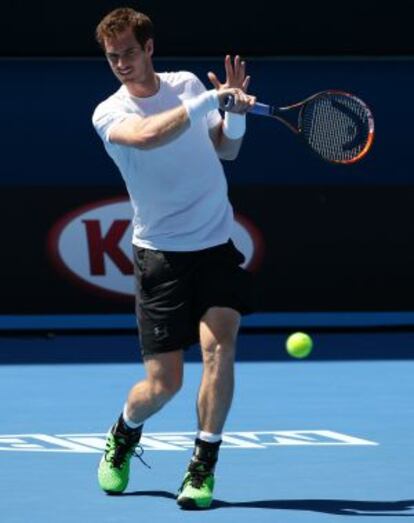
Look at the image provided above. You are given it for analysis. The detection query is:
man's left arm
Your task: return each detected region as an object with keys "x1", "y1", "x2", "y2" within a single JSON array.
[{"x1": 207, "y1": 55, "x2": 254, "y2": 160}]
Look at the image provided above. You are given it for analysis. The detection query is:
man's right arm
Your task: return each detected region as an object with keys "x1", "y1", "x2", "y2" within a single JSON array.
[
  {"x1": 108, "y1": 89, "x2": 220, "y2": 149},
  {"x1": 106, "y1": 88, "x2": 251, "y2": 150},
  {"x1": 109, "y1": 104, "x2": 190, "y2": 149}
]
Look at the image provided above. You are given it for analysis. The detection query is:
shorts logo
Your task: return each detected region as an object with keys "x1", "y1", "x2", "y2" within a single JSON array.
[{"x1": 153, "y1": 325, "x2": 169, "y2": 341}]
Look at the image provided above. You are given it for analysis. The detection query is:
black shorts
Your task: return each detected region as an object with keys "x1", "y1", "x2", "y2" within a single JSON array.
[{"x1": 133, "y1": 240, "x2": 257, "y2": 357}]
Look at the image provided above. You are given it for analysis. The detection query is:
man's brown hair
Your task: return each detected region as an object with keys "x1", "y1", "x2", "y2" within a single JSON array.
[{"x1": 96, "y1": 7, "x2": 154, "y2": 49}]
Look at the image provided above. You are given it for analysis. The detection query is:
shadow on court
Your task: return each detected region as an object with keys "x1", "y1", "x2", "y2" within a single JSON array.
[{"x1": 121, "y1": 492, "x2": 414, "y2": 516}]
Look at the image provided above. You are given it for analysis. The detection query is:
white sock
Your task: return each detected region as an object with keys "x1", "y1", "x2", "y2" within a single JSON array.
[
  {"x1": 197, "y1": 430, "x2": 222, "y2": 444},
  {"x1": 122, "y1": 403, "x2": 143, "y2": 430}
]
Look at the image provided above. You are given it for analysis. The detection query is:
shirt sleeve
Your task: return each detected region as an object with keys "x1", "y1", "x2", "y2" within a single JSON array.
[
  {"x1": 92, "y1": 101, "x2": 130, "y2": 144},
  {"x1": 188, "y1": 73, "x2": 222, "y2": 130}
]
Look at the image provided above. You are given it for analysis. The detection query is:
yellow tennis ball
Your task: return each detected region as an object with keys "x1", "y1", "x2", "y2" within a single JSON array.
[{"x1": 285, "y1": 332, "x2": 313, "y2": 359}]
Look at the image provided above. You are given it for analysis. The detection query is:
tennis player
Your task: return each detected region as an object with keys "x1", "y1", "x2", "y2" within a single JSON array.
[{"x1": 92, "y1": 7, "x2": 257, "y2": 510}]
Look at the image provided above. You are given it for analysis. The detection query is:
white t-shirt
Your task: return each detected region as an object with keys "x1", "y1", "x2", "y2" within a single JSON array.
[{"x1": 92, "y1": 71, "x2": 234, "y2": 251}]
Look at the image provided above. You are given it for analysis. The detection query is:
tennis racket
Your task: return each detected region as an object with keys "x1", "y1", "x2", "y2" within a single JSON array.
[{"x1": 224, "y1": 90, "x2": 375, "y2": 164}]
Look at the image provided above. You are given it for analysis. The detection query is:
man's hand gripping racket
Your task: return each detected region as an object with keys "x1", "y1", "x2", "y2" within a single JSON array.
[{"x1": 224, "y1": 90, "x2": 375, "y2": 164}]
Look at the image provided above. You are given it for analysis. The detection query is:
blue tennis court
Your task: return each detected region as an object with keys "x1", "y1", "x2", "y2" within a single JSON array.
[{"x1": 1, "y1": 331, "x2": 413, "y2": 522}]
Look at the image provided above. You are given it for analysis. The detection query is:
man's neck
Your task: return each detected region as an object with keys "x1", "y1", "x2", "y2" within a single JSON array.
[{"x1": 126, "y1": 72, "x2": 160, "y2": 98}]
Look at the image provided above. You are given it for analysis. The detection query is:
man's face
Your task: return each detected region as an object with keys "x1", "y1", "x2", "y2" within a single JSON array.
[{"x1": 104, "y1": 27, "x2": 153, "y2": 85}]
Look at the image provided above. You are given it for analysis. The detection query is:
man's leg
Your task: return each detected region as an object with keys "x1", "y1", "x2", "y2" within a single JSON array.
[
  {"x1": 197, "y1": 306, "x2": 240, "y2": 433},
  {"x1": 126, "y1": 349, "x2": 184, "y2": 423},
  {"x1": 177, "y1": 306, "x2": 240, "y2": 509},
  {"x1": 98, "y1": 349, "x2": 184, "y2": 493}
]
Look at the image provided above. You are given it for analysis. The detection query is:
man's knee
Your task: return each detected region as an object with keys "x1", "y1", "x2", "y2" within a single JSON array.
[
  {"x1": 202, "y1": 344, "x2": 236, "y2": 375},
  {"x1": 200, "y1": 306, "x2": 240, "y2": 349},
  {"x1": 144, "y1": 350, "x2": 183, "y2": 400},
  {"x1": 202, "y1": 339, "x2": 236, "y2": 357},
  {"x1": 151, "y1": 372, "x2": 183, "y2": 400}
]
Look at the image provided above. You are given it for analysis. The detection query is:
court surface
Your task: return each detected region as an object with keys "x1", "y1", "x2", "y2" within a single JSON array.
[{"x1": 1, "y1": 332, "x2": 413, "y2": 522}]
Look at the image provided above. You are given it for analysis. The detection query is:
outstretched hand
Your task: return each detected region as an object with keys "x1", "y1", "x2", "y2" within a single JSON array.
[
  {"x1": 208, "y1": 55, "x2": 255, "y2": 113},
  {"x1": 208, "y1": 55, "x2": 251, "y2": 92}
]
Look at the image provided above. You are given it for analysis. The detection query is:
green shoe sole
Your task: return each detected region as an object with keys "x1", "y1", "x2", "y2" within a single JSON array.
[{"x1": 177, "y1": 496, "x2": 213, "y2": 510}]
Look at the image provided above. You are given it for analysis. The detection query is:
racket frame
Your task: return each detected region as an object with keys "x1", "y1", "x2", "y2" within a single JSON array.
[
  {"x1": 264, "y1": 90, "x2": 375, "y2": 164},
  {"x1": 225, "y1": 90, "x2": 375, "y2": 164}
]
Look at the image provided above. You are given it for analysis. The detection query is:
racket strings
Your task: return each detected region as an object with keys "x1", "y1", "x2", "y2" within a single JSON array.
[{"x1": 301, "y1": 95, "x2": 371, "y2": 163}]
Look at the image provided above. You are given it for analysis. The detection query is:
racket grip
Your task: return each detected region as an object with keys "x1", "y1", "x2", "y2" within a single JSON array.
[
  {"x1": 249, "y1": 102, "x2": 272, "y2": 116},
  {"x1": 222, "y1": 95, "x2": 272, "y2": 117}
]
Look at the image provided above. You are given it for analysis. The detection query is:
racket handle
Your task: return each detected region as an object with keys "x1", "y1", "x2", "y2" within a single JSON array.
[
  {"x1": 249, "y1": 102, "x2": 272, "y2": 117},
  {"x1": 222, "y1": 94, "x2": 272, "y2": 117}
]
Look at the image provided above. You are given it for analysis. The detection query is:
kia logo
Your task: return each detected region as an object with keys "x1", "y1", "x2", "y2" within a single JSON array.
[{"x1": 48, "y1": 197, "x2": 264, "y2": 299}]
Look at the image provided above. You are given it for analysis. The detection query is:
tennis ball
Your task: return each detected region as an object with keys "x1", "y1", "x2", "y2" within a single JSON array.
[{"x1": 285, "y1": 332, "x2": 313, "y2": 359}]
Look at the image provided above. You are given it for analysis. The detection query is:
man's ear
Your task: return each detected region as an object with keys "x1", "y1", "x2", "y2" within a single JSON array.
[{"x1": 145, "y1": 38, "x2": 154, "y2": 57}]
